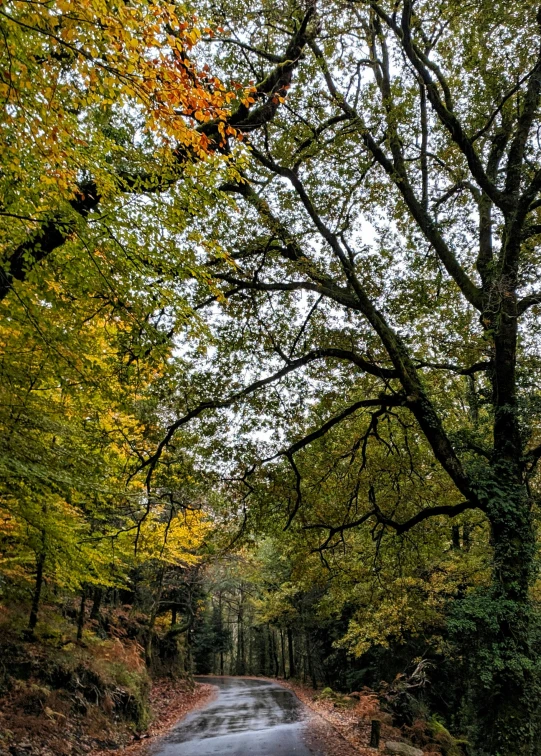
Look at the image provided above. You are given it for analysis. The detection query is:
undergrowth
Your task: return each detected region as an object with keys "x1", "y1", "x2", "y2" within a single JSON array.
[{"x1": 0, "y1": 604, "x2": 151, "y2": 756}]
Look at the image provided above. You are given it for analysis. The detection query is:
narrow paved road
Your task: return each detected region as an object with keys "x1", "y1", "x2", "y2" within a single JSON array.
[{"x1": 151, "y1": 677, "x2": 325, "y2": 756}]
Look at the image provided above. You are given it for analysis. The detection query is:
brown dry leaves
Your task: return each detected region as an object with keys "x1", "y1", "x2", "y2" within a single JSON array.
[
  {"x1": 277, "y1": 679, "x2": 403, "y2": 755},
  {"x1": 91, "y1": 681, "x2": 217, "y2": 756}
]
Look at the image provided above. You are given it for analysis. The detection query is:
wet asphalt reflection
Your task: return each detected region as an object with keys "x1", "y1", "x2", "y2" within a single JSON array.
[{"x1": 152, "y1": 677, "x2": 324, "y2": 756}]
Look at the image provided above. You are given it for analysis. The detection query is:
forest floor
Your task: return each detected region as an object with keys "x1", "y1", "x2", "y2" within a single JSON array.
[
  {"x1": 0, "y1": 674, "x2": 216, "y2": 756},
  {"x1": 277, "y1": 678, "x2": 455, "y2": 755},
  {"x1": 0, "y1": 604, "x2": 219, "y2": 756},
  {"x1": 1, "y1": 609, "x2": 369, "y2": 756},
  {"x1": 273, "y1": 678, "x2": 403, "y2": 755},
  {"x1": 90, "y1": 680, "x2": 218, "y2": 756}
]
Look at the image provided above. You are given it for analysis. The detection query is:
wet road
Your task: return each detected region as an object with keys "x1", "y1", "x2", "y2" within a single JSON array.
[{"x1": 152, "y1": 677, "x2": 324, "y2": 756}]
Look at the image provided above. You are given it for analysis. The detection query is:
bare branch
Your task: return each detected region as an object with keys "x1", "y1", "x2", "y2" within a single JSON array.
[
  {"x1": 518, "y1": 291, "x2": 541, "y2": 314},
  {"x1": 203, "y1": 36, "x2": 285, "y2": 64},
  {"x1": 308, "y1": 39, "x2": 483, "y2": 310},
  {"x1": 377, "y1": 500, "x2": 480, "y2": 534},
  {"x1": 140, "y1": 347, "x2": 398, "y2": 484},
  {"x1": 265, "y1": 393, "x2": 406, "y2": 464},
  {"x1": 415, "y1": 359, "x2": 492, "y2": 375},
  {"x1": 306, "y1": 498, "x2": 480, "y2": 553}
]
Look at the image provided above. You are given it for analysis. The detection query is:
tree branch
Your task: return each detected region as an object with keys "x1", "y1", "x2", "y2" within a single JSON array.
[
  {"x1": 140, "y1": 347, "x2": 398, "y2": 484},
  {"x1": 265, "y1": 393, "x2": 405, "y2": 464},
  {"x1": 414, "y1": 359, "x2": 492, "y2": 375},
  {"x1": 309, "y1": 39, "x2": 483, "y2": 310},
  {"x1": 211, "y1": 272, "x2": 359, "y2": 310},
  {"x1": 0, "y1": 11, "x2": 318, "y2": 301},
  {"x1": 370, "y1": 0, "x2": 507, "y2": 211},
  {"x1": 0, "y1": 183, "x2": 101, "y2": 302},
  {"x1": 378, "y1": 500, "x2": 482, "y2": 534},
  {"x1": 227, "y1": 172, "x2": 474, "y2": 503},
  {"x1": 306, "y1": 498, "x2": 480, "y2": 552},
  {"x1": 517, "y1": 291, "x2": 541, "y2": 314}
]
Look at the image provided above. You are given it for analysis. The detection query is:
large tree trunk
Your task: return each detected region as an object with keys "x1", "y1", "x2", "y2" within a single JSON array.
[
  {"x1": 218, "y1": 592, "x2": 225, "y2": 675},
  {"x1": 478, "y1": 288, "x2": 538, "y2": 755},
  {"x1": 236, "y1": 599, "x2": 245, "y2": 675},
  {"x1": 248, "y1": 624, "x2": 254, "y2": 674},
  {"x1": 305, "y1": 630, "x2": 317, "y2": 689},
  {"x1": 270, "y1": 626, "x2": 279, "y2": 677},
  {"x1": 478, "y1": 485, "x2": 537, "y2": 756},
  {"x1": 463, "y1": 522, "x2": 472, "y2": 552},
  {"x1": 145, "y1": 566, "x2": 166, "y2": 667}
]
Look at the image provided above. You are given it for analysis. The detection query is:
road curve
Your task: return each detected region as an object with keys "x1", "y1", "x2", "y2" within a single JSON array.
[{"x1": 151, "y1": 676, "x2": 325, "y2": 756}]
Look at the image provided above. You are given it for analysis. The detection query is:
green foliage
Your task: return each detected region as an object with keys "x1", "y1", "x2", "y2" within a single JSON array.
[
  {"x1": 427, "y1": 715, "x2": 469, "y2": 756},
  {"x1": 4, "y1": 0, "x2": 541, "y2": 754},
  {"x1": 444, "y1": 588, "x2": 541, "y2": 754}
]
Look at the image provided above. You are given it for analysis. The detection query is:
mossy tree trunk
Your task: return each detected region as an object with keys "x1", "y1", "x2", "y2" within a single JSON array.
[
  {"x1": 479, "y1": 276, "x2": 538, "y2": 754},
  {"x1": 472, "y1": 483, "x2": 537, "y2": 756}
]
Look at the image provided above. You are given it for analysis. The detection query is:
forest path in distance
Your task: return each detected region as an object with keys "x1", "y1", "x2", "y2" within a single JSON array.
[{"x1": 150, "y1": 676, "x2": 331, "y2": 756}]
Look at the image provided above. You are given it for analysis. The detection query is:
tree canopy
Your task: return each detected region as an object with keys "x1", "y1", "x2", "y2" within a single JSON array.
[{"x1": 3, "y1": 2, "x2": 541, "y2": 755}]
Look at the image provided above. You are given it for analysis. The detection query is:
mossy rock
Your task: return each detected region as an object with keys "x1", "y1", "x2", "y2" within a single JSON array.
[
  {"x1": 428, "y1": 716, "x2": 469, "y2": 756},
  {"x1": 385, "y1": 742, "x2": 423, "y2": 756},
  {"x1": 315, "y1": 687, "x2": 356, "y2": 708},
  {"x1": 317, "y1": 687, "x2": 336, "y2": 700},
  {"x1": 333, "y1": 695, "x2": 357, "y2": 709}
]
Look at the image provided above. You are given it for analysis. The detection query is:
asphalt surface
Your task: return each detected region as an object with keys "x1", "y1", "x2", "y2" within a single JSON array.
[{"x1": 151, "y1": 677, "x2": 325, "y2": 756}]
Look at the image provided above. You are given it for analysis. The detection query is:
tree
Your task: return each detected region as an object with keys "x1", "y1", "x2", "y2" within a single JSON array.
[
  {"x1": 0, "y1": 279, "x2": 212, "y2": 636},
  {"x1": 0, "y1": 0, "x2": 316, "y2": 643},
  {"x1": 0, "y1": 0, "x2": 318, "y2": 302},
  {"x1": 141, "y1": 1, "x2": 541, "y2": 752}
]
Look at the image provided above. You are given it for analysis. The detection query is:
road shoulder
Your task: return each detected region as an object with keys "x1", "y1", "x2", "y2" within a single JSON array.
[{"x1": 91, "y1": 680, "x2": 218, "y2": 756}]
